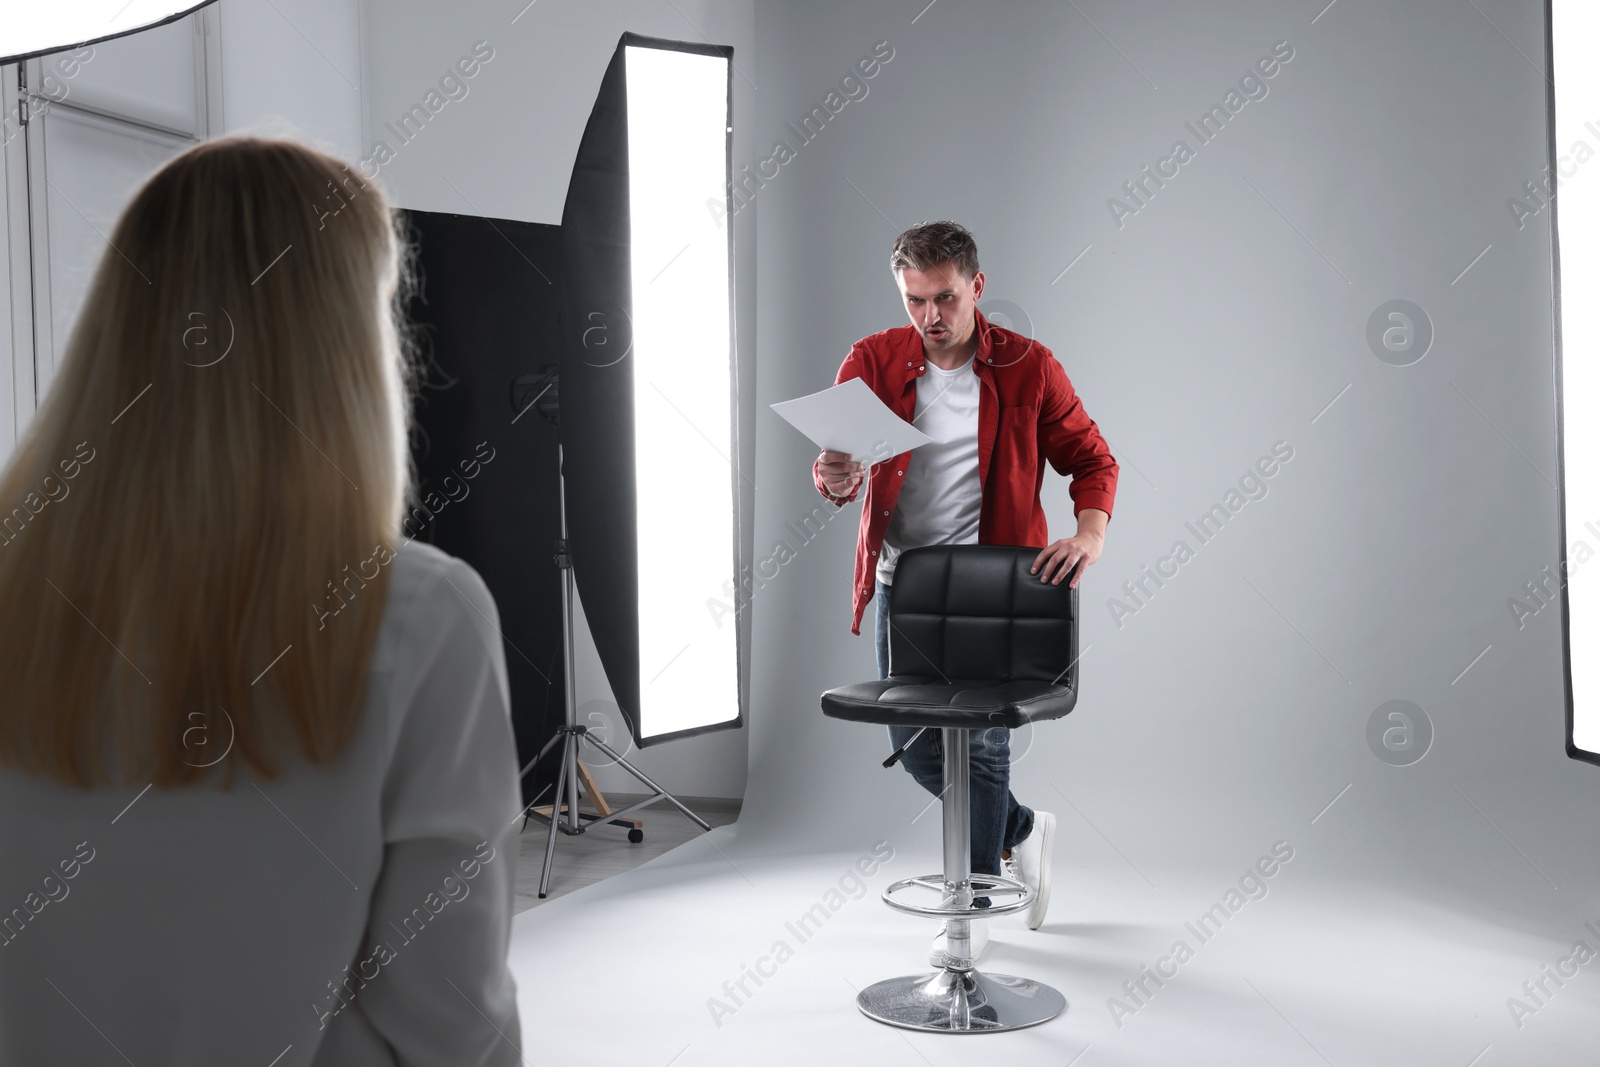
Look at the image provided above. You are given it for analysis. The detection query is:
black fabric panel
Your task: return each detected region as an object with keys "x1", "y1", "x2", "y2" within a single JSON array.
[
  {"x1": 399, "y1": 208, "x2": 564, "y2": 808},
  {"x1": 557, "y1": 40, "x2": 642, "y2": 742}
]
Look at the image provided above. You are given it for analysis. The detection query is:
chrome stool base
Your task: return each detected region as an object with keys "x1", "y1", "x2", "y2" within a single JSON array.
[
  {"x1": 853, "y1": 726, "x2": 1066, "y2": 1033},
  {"x1": 856, "y1": 967, "x2": 1067, "y2": 1033}
]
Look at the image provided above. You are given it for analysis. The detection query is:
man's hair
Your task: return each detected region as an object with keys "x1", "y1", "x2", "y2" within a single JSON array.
[{"x1": 890, "y1": 220, "x2": 980, "y2": 281}]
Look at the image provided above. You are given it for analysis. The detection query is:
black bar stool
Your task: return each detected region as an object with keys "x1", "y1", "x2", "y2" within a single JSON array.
[{"x1": 820, "y1": 544, "x2": 1079, "y2": 1033}]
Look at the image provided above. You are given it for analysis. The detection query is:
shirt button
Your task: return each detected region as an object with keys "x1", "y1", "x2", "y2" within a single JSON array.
[
  {"x1": 882, "y1": 510, "x2": 889, "y2": 516},
  {"x1": 896, "y1": 470, "x2": 903, "y2": 475},
  {"x1": 986, "y1": 357, "x2": 993, "y2": 363},
  {"x1": 870, "y1": 550, "x2": 877, "y2": 555}
]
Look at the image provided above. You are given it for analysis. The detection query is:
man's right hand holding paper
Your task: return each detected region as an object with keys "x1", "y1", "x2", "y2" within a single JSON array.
[{"x1": 818, "y1": 450, "x2": 864, "y2": 500}]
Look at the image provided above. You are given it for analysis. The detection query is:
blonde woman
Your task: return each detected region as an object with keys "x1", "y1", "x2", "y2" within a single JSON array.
[{"x1": 0, "y1": 136, "x2": 523, "y2": 1065}]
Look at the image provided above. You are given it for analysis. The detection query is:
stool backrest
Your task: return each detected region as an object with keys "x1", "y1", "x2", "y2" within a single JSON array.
[{"x1": 888, "y1": 544, "x2": 1078, "y2": 689}]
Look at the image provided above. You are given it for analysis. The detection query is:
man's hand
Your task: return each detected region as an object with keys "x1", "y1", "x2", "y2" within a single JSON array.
[
  {"x1": 1031, "y1": 510, "x2": 1109, "y2": 588},
  {"x1": 818, "y1": 450, "x2": 863, "y2": 498}
]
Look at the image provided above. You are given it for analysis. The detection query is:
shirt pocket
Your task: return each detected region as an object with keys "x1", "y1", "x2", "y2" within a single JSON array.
[{"x1": 996, "y1": 404, "x2": 1040, "y2": 486}]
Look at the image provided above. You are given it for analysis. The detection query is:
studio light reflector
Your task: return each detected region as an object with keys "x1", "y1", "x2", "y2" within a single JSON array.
[
  {"x1": 558, "y1": 33, "x2": 741, "y2": 747},
  {"x1": 1551, "y1": 1, "x2": 1600, "y2": 763},
  {"x1": 2, "y1": 2, "x2": 213, "y2": 65}
]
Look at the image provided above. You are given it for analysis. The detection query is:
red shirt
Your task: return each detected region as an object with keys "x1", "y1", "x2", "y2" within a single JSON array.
[{"x1": 812, "y1": 307, "x2": 1119, "y2": 635}]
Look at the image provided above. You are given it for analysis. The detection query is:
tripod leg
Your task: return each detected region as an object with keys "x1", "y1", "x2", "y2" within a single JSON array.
[
  {"x1": 584, "y1": 734, "x2": 713, "y2": 832},
  {"x1": 519, "y1": 780, "x2": 554, "y2": 833},
  {"x1": 538, "y1": 732, "x2": 572, "y2": 898}
]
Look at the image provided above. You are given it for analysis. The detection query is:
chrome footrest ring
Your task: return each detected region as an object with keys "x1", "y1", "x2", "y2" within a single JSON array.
[{"x1": 881, "y1": 872, "x2": 1034, "y2": 918}]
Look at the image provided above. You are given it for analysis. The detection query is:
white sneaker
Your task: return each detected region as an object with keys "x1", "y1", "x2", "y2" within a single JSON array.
[
  {"x1": 928, "y1": 917, "x2": 989, "y2": 967},
  {"x1": 1007, "y1": 811, "x2": 1056, "y2": 930}
]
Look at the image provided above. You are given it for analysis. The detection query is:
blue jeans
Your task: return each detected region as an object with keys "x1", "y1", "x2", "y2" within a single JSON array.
[{"x1": 875, "y1": 578, "x2": 1034, "y2": 878}]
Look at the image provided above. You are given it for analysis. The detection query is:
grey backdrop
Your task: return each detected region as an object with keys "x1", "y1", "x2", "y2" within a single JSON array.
[
  {"x1": 510, "y1": 2, "x2": 1600, "y2": 1063},
  {"x1": 738, "y1": 0, "x2": 1597, "y2": 948}
]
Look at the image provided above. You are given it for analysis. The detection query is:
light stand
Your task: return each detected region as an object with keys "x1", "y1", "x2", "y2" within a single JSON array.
[{"x1": 512, "y1": 370, "x2": 713, "y2": 898}]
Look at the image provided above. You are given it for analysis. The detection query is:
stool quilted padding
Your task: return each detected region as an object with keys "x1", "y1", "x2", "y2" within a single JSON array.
[{"x1": 820, "y1": 544, "x2": 1078, "y2": 729}]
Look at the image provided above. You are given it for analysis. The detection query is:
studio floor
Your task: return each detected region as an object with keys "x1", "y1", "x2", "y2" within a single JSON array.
[
  {"x1": 506, "y1": 808, "x2": 1598, "y2": 1066},
  {"x1": 514, "y1": 793, "x2": 743, "y2": 912}
]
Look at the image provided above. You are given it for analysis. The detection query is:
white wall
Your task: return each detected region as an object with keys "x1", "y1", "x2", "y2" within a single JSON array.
[
  {"x1": 219, "y1": 0, "x2": 363, "y2": 158},
  {"x1": 360, "y1": 0, "x2": 757, "y2": 799}
]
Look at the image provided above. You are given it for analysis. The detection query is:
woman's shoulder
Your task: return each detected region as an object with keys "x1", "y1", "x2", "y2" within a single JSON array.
[
  {"x1": 391, "y1": 537, "x2": 462, "y2": 584},
  {"x1": 389, "y1": 538, "x2": 494, "y2": 595},
  {"x1": 371, "y1": 540, "x2": 497, "y2": 671}
]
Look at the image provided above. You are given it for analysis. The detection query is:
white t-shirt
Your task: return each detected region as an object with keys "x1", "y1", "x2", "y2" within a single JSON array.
[
  {"x1": 877, "y1": 351, "x2": 982, "y2": 585},
  {"x1": 0, "y1": 539, "x2": 523, "y2": 1067}
]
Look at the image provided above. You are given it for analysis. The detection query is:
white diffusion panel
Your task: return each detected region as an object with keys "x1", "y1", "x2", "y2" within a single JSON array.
[{"x1": 624, "y1": 44, "x2": 737, "y2": 741}]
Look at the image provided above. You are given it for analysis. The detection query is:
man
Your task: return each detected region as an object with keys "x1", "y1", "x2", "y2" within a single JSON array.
[{"x1": 812, "y1": 220, "x2": 1118, "y2": 965}]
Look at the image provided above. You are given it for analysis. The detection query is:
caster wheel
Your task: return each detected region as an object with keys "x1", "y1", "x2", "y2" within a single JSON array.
[{"x1": 627, "y1": 828, "x2": 644, "y2": 843}]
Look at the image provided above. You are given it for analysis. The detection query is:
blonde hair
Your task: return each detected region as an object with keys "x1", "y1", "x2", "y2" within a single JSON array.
[{"x1": 0, "y1": 135, "x2": 417, "y2": 789}]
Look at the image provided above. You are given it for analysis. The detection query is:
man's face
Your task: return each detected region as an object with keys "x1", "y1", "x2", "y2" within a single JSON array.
[{"x1": 896, "y1": 261, "x2": 985, "y2": 353}]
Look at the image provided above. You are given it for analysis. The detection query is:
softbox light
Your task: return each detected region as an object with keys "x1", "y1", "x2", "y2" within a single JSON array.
[
  {"x1": 557, "y1": 32, "x2": 741, "y2": 748},
  {"x1": 1551, "y1": 0, "x2": 1600, "y2": 765},
  {"x1": 2, "y1": 2, "x2": 214, "y2": 65}
]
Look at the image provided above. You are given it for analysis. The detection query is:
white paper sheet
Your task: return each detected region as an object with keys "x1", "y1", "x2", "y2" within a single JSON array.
[{"x1": 769, "y1": 377, "x2": 933, "y2": 464}]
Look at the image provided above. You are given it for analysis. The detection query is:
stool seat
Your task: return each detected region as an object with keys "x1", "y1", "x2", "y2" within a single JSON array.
[{"x1": 821, "y1": 676, "x2": 1076, "y2": 730}]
